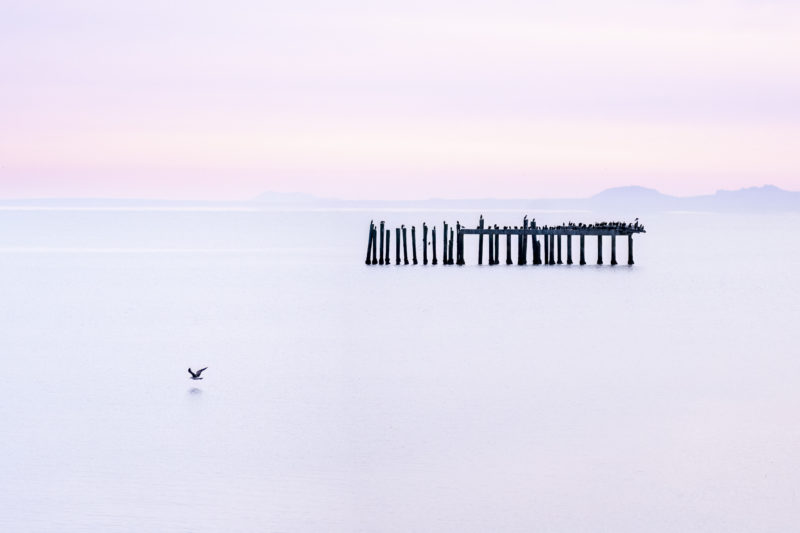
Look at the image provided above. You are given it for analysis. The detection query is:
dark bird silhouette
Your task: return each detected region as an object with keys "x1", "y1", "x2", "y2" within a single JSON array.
[{"x1": 188, "y1": 367, "x2": 208, "y2": 380}]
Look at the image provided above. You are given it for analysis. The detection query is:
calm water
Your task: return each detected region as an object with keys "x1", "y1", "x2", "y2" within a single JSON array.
[{"x1": 0, "y1": 208, "x2": 798, "y2": 532}]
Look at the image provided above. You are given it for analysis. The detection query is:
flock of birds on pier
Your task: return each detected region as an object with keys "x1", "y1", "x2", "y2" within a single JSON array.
[{"x1": 518, "y1": 218, "x2": 645, "y2": 232}]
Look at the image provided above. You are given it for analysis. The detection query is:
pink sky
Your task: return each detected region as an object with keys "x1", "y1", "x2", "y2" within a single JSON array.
[{"x1": 1, "y1": 1, "x2": 799, "y2": 200}]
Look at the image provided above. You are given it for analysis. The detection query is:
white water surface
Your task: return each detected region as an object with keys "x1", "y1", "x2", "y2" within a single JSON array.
[{"x1": 0, "y1": 208, "x2": 798, "y2": 532}]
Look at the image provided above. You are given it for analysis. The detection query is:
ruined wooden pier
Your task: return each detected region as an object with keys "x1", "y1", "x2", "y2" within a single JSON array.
[{"x1": 365, "y1": 216, "x2": 646, "y2": 266}]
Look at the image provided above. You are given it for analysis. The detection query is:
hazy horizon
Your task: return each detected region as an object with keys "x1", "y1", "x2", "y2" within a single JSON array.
[{"x1": 2, "y1": 1, "x2": 800, "y2": 200}]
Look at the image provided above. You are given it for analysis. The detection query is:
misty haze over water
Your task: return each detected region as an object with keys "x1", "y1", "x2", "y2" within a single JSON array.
[{"x1": 0, "y1": 206, "x2": 797, "y2": 532}]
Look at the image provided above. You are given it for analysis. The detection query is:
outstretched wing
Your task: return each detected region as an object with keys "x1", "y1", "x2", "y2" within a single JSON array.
[
  {"x1": 196, "y1": 367, "x2": 208, "y2": 376},
  {"x1": 188, "y1": 368, "x2": 196, "y2": 378}
]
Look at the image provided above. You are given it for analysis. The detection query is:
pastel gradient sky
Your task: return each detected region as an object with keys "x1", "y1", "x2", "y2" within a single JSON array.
[{"x1": 1, "y1": 0, "x2": 798, "y2": 200}]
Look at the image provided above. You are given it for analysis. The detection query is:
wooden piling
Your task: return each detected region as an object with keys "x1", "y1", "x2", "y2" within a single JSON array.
[
  {"x1": 402, "y1": 226, "x2": 409, "y2": 265},
  {"x1": 488, "y1": 226, "x2": 494, "y2": 265},
  {"x1": 366, "y1": 222, "x2": 374, "y2": 265},
  {"x1": 443, "y1": 222, "x2": 448, "y2": 265},
  {"x1": 557, "y1": 235, "x2": 563, "y2": 264},
  {"x1": 506, "y1": 230, "x2": 512, "y2": 264},
  {"x1": 448, "y1": 228, "x2": 454, "y2": 265},
  {"x1": 521, "y1": 217, "x2": 528, "y2": 264},
  {"x1": 457, "y1": 225, "x2": 465, "y2": 265},
  {"x1": 411, "y1": 226, "x2": 418, "y2": 264},
  {"x1": 385, "y1": 229, "x2": 391, "y2": 264},
  {"x1": 628, "y1": 234, "x2": 634, "y2": 265},
  {"x1": 549, "y1": 234, "x2": 555, "y2": 265},
  {"x1": 544, "y1": 231, "x2": 549, "y2": 265},
  {"x1": 566, "y1": 235, "x2": 572, "y2": 265},
  {"x1": 371, "y1": 226, "x2": 378, "y2": 264},
  {"x1": 423, "y1": 223, "x2": 428, "y2": 265},
  {"x1": 494, "y1": 229, "x2": 500, "y2": 265},
  {"x1": 477, "y1": 216, "x2": 484, "y2": 265},
  {"x1": 395, "y1": 228, "x2": 401, "y2": 265},
  {"x1": 533, "y1": 236, "x2": 541, "y2": 265},
  {"x1": 432, "y1": 226, "x2": 438, "y2": 265},
  {"x1": 580, "y1": 235, "x2": 586, "y2": 265},
  {"x1": 596, "y1": 235, "x2": 603, "y2": 265},
  {"x1": 611, "y1": 235, "x2": 617, "y2": 265},
  {"x1": 379, "y1": 221, "x2": 385, "y2": 264}
]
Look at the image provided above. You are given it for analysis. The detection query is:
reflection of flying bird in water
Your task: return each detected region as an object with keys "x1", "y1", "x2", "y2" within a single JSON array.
[{"x1": 188, "y1": 367, "x2": 208, "y2": 380}]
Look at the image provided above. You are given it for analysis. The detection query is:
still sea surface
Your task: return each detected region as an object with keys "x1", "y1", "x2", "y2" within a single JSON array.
[{"x1": 0, "y1": 207, "x2": 797, "y2": 532}]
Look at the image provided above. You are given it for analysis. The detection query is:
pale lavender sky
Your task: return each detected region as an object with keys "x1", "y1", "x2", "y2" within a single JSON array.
[{"x1": 1, "y1": 0, "x2": 798, "y2": 200}]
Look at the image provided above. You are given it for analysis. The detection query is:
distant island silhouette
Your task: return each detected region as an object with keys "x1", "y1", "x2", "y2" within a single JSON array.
[
  {"x1": 2, "y1": 185, "x2": 797, "y2": 213},
  {"x1": 250, "y1": 185, "x2": 799, "y2": 213}
]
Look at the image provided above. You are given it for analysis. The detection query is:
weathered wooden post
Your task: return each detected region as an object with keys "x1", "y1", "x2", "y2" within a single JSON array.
[
  {"x1": 596, "y1": 235, "x2": 603, "y2": 265},
  {"x1": 431, "y1": 226, "x2": 438, "y2": 265},
  {"x1": 402, "y1": 226, "x2": 409, "y2": 265},
  {"x1": 628, "y1": 234, "x2": 634, "y2": 265},
  {"x1": 533, "y1": 235, "x2": 541, "y2": 265},
  {"x1": 549, "y1": 234, "x2": 555, "y2": 265},
  {"x1": 506, "y1": 230, "x2": 512, "y2": 265},
  {"x1": 580, "y1": 235, "x2": 586, "y2": 265},
  {"x1": 395, "y1": 228, "x2": 401, "y2": 265},
  {"x1": 457, "y1": 225, "x2": 465, "y2": 265},
  {"x1": 442, "y1": 223, "x2": 447, "y2": 265},
  {"x1": 371, "y1": 226, "x2": 378, "y2": 264},
  {"x1": 566, "y1": 235, "x2": 572, "y2": 265},
  {"x1": 544, "y1": 231, "x2": 549, "y2": 265},
  {"x1": 365, "y1": 222, "x2": 374, "y2": 265},
  {"x1": 488, "y1": 226, "x2": 494, "y2": 265},
  {"x1": 522, "y1": 216, "x2": 528, "y2": 264},
  {"x1": 477, "y1": 216, "x2": 484, "y2": 265},
  {"x1": 557, "y1": 235, "x2": 563, "y2": 264},
  {"x1": 494, "y1": 229, "x2": 500, "y2": 265},
  {"x1": 379, "y1": 221, "x2": 385, "y2": 264},
  {"x1": 385, "y1": 229, "x2": 391, "y2": 264},
  {"x1": 411, "y1": 226, "x2": 418, "y2": 264},
  {"x1": 611, "y1": 234, "x2": 617, "y2": 265},
  {"x1": 448, "y1": 227, "x2": 454, "y2": 265},
  {"x1": 423, "y1": 223, "x2": 428, "y2": 265}
]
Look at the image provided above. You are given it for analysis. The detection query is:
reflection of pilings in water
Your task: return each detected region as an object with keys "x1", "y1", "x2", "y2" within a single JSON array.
[
  {"x1": 431, "y1": 226, "x2": 438, "y2": 265},
  {"x1": 411, "y1": 226, "x2": 418, "y2": 265},
  {"x1": 506, "y1": 230, "x2": 512, "y2": 265},
  {"x1": 597, "y1": 235, "x2": 603, "y2": 265},
  {"x1": 567, "y1": 235, "x2": 572, "y2": 265},
  {"x1": 379, "y1": 221, "x2": 385, "y2": 265},
  {"x1": 402, "y1": 226, "x2": 409, "y2": 265},
  {"x1": 611, "y1": 235, "x2": 617, "y2": 265},
  {"x1": 580, "y1": 235, "x2": 586, "y2": 265},
  {"x1": 422, "y1": 223, "x2": 428, "y2": 265}
]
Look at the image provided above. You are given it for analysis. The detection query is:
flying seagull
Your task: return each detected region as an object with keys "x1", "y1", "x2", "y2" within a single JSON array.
[{"x1": 188, "y1": 367, "x2": 208, "y2": 380}]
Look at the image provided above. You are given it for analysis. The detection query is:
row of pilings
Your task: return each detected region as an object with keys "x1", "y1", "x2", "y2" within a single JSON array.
[{"x1": 365, "y1": 216, "x2": 646, "y2": 266}]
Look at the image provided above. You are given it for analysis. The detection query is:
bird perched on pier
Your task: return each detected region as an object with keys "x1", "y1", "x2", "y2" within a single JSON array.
[{"x1": 188, "y1": 367, "x2": 208, "y2": 380}]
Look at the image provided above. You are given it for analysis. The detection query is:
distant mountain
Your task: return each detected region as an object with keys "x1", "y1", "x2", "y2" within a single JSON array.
[{"x1": 250, "y1": 184, "x2": 798, "y2": 212}]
